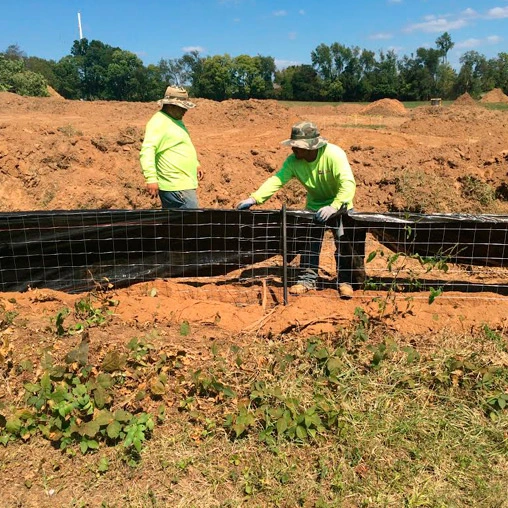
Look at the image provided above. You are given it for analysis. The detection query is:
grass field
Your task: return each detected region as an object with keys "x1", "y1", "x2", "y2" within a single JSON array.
[
  {"x1": 1, "y1": 297, "x2": 507, "y2": 507},
  {"x1": 279, "y1": 100, "x2": 508, "y2": 111}
]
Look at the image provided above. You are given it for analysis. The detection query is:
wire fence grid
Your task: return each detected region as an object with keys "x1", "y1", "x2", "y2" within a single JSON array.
[{"x1": 0, "y1": 209, "x2": 507, "y2": 304}]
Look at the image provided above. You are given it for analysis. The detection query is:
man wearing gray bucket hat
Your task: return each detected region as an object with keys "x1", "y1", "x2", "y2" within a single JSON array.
[
  {"x1": 140, "y1": 86, "x2": 202, "y2": 209},
  {"x1": 236, "y1": 121, "x2": 365, "y2": 299}
]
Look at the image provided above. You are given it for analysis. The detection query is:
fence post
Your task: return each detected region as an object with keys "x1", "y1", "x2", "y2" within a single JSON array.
[{"x1": 281, "y1": 204, "x2": 288, "y2": 305}]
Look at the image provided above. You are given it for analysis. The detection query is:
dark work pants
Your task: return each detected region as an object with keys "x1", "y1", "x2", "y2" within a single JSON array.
[{"x1": 298, "y1": 212, "x2": 366, "y2": 289}]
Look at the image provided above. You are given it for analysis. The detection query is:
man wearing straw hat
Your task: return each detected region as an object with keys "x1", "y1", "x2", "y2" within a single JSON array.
[
  {"x1": 140, "y1": 86, "x2": 202, "y2": 209},
  {"x1": 236, "y1": 121, "x2": 365, "y2": 299}
]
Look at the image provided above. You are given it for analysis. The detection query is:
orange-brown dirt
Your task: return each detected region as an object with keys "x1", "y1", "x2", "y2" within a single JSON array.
[{"x1": 0, "y1": 91, "x2": 507, "y2": 338}]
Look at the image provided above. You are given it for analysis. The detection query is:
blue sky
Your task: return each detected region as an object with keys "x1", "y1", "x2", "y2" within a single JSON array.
[{"x1": 1, "y1": 0, "x2": 507, "y2": 70}]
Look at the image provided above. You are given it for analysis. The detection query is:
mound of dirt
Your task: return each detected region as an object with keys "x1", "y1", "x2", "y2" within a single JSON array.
[
  {"x1": 452, "y1": 92, "x2": 479, "y2": 107},
  {"x1": 1, "y1": 91, "x2": 507, "y2": 216},
  {"x1": 480, "y1": 88, "x2": 508, "y2": 103},
  {"x1": 359, "y1": 98, "x2": 407, "y2": 116},
  {"x1": 47, "y1": 86, "x2": 65, "y2": 99}
]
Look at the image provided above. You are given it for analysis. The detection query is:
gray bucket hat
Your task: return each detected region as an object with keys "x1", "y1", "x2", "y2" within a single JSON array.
[
  {"x1": 157, "y1": 86, "x2": 196, "y2": 110},
  {"x1": 281, "y1": 121, "x2": 328, "y2": 150}
]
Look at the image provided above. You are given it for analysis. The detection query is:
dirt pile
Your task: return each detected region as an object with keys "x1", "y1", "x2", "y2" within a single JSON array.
[
  {"x1": 480, "y1": 88, "x2": 508, "y2": 103},
  {"x1": 0, "y1": 92, "x2": 507, "y2": 215},
  {"x1": 359, "y1": 98, "x2": 407, "y2": 116},
  {"x1": 452, "y1": 92, "x2": 479, "y2": 107}
]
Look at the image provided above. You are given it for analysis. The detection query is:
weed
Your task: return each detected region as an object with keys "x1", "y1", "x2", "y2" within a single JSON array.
[
  {"x1": 460, "y1": 175, "x2": 496, "y2": 206},
  {"x1": 57, "y1": 124, "x2": 83, "y2": 137}
]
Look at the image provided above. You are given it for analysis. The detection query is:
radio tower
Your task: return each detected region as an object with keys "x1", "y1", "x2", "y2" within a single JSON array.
[{"x1": 77, "y1": 12, "x2": 83, "y2": 40}]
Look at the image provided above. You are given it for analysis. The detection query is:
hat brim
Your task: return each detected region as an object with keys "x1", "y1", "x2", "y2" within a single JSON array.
[
  {"x1": 158, "y1": 98, "x2": 196, "y2": 110},
  {"x1": 281, "y1": 137, "x2": 327, "y2": 150}
]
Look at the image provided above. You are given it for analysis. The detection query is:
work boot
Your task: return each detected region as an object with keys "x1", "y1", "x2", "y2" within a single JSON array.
[
  {"x1": 289, "y1": 282, "x2": 316, "y2": 295},
  {"x1": 338, "y1": 283, "x2": 354, "y2": 299}
]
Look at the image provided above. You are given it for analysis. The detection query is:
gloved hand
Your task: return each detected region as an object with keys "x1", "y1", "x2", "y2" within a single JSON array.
[
  {"x1": 236, "y1": 197, "x2": 257, "y2": 210},
  {"x1": 315, "y1": 205, "x2": 338, "y2": 223}
]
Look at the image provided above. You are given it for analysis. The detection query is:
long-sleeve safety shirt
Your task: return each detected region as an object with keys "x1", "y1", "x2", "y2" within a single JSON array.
[
  {"x1": 250, "y1": 143, "x2": 356, "y2": 211},
  {"x1": 139, "y1": 111, "x2": 199, "y2": 191}
]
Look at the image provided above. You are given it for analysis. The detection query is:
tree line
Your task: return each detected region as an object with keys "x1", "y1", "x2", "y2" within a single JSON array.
[{"x1": 1, "y1": 32, "x2": 507, "y2": 102}]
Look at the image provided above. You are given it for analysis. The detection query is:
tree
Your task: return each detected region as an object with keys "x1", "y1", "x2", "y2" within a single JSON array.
[
  {"x1": 435, "y1": 32, "x2": 454, "y2": 64},
  {"x1": 455, "y1": 50, "x2": 487, "y2": 97},
  {"x1": 369, "y1": 50, "x2": 399, "y2": 100},
  {"x1": 194, "y1": 54, "x2": 234, "y2": 101},
  {"x1": 105, "y1": 49, "x2": 145, "y2": 100},
  {"x1": 3, "y1": 44, "x2": 26, "y2": 60},
  {"x1": 53, "y1": 55, "x2": 81, "y2": 99},
  {"x1": 0, "y1": 54, "x2": 49, "y2": 96}
]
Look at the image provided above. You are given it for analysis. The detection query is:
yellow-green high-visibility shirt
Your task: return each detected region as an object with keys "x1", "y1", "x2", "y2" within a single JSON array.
[
  {"x1": 251, "y1": 143, "x2": 356, "y2": 211},
  {"x1": 140, "y1": 111, "x2": 199, "y2": 191}
]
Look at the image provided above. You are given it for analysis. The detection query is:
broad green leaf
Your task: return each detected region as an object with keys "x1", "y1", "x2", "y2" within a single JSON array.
[
  {"x1": 94, "y1": 386, "x2": 106, "y2": 409},
  {"x1": 5, "y1": 417, "x2": 22, "y2": 434},
  {"x1": 233, "y1": 423, "x2": 245, "y2": 437},
  {"x1": 80, "y1": 419, "x2": 101, "y2": 437},
  {"x1": 97, "y1": 456, "x2": 109, "y2": 472},
  {"x1": 276, "y1": 417, "x2": 288, "y2": 435},
  {"x1": 65, "y1": 339, "x2": 89, "y2": 366},
  {"x1": 94, "y1": 410, "x2": 114, "y2": 426},
  {"x1": 114, "y1": 409, "x2": 132, "y2": 422},
  {"x1": 295, "y1": 425, "x2": 307, "y2": 440},
  {"x1": 107, "y1": 420, "x2": 122, "y2": 439}
]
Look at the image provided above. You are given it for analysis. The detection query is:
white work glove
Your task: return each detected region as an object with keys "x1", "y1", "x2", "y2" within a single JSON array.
[
  {"x1": 315, "y1": 205, "x2": 338, "y2": 223},
  {"x1": 236, "y1": 197, "x2": 256, "y2": 210}
]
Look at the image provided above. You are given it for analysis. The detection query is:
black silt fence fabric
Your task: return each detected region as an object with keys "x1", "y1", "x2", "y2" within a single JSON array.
[{"x1": 0, "y1": 209, "x2": 506, "y2": 293}]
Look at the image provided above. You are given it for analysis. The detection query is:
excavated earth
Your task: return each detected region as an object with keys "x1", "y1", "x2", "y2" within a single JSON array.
[{"x1": 0, "y1": 91, "x2": 507, "y2": 336}]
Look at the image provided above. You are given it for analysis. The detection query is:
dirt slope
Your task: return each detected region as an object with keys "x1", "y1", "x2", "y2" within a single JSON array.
[
  {"x1": 1, "y1": 92, "x2": 507, "y2": 214},
  {"x1": 0, "y1": 93, "x2": 507, "y2": 339}
]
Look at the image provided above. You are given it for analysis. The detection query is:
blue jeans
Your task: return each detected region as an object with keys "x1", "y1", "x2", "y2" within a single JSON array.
[
  {"x1": 159, "y1": 189, "x2": 199, "y2": 209},
  {"x1": 298, "y1": 211, "x2": 366, "y2": 289}
]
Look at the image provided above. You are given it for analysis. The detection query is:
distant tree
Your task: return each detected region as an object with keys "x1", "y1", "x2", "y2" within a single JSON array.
[
  {"x1": 194, "y1": 54, "x2": 234, "y2": 101},
  {"x1": 53, "y1": 55, "x2": 81, "y2": 99},
  {"x1": 455, "y1": 50, "x2": 487, "y2": 97},
  {"x1": 25, "y1": 56, "x2": 58, "y2": 87},
  {"x1": 435, "y1": 32, "x2": 454, "y2": 63},
  {"x1": 3, "y1": 44, "x2": 26, "y2": 60},
  {"x1": 369, "y1": 50, "x2": 399, "y2": 100},
  {"x1": 435, "y1": 62, "x2": 457, "y2": 99},
  {"x1": 486, "y1": 53, "x2": 508, "y2": 93},
  {"x1": 105, "y1": 49, "x2": 145, "y2": 100},
  {"x1": 0, "y1": 54, "x2": 48, "y2": 96},
  {"x1": 158, "y1": 57, "x2": 186, "y2": 87},
  {"x1": 290, "y1": 64, "x2": 323, "y2": 101},
  {"x1": 230, "y1": 54, "x2": 274, "y2": 99}
]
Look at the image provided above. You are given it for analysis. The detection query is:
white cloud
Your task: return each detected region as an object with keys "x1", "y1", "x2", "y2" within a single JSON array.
[
  {"x1": 404, "y1": 15, "x2": 469, "y2": 33},
  {"x1": 486, "y1": 7, "x2": 508, "y2": 18},
  {"x1": 182, "y1": 46, "x2": 205, "y2": 53},
  {"x1": 273, "y1": 10, "x2": 287, "y2": 16},
  {"x1": 275, "y1": 59, "x2": 301, "y2": 70},
  {"x1": 455, "y1": 38, "x2": 481, "y2": 49},
  {"x1": 370, "y1": 32, "x2": 393, "y2": 40},
  {"x1": 455, "y1": 35, "x2": 502, "y2": 49},
  {"x1": 486, "y1": 35, "x2": 502, "y2": 44},
  {"x1": 461, "y1": 8, "x2": 478, "y2": 18}
]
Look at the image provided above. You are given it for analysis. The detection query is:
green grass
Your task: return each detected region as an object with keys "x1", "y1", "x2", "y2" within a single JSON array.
[
  {"x1": 1, "y1": 300, "x2": 507, "y2": 507},
  {"x1": 482, "y1": 102, "x2": 508, "y2": 111},
  {"x1": 278, "y1": 99, "x2": 508, "y2": 111}
]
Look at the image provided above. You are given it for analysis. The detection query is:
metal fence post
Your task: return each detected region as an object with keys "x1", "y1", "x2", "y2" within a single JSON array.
[{"x1": 281, "y1": 204, "x2": 288, "y2": 305}]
